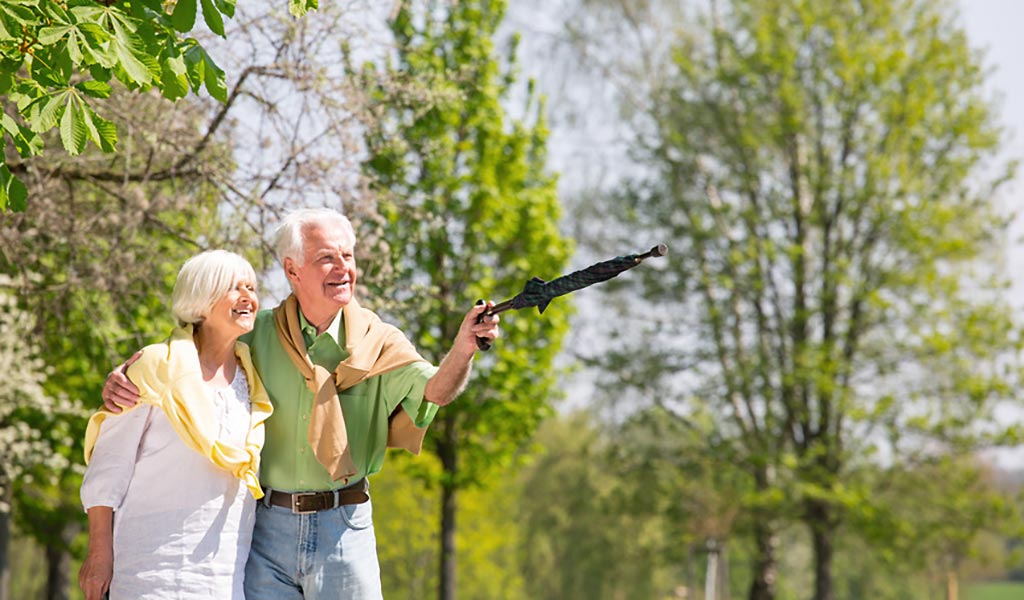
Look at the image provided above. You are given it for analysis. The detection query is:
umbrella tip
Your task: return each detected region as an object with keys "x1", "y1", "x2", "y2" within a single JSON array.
[{"x1": 652, "y1": 244, "x2": 668, "y2": 257}]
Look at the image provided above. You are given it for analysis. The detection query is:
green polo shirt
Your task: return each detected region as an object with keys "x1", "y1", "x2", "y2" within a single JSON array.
[{"x1": 241, "y1": 307, "x2": 438, "y2": 492}]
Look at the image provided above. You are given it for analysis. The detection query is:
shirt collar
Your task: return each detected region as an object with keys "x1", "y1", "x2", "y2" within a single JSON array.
[{"x1": 297, "y1": 308, "x2": 345, "y2": 349}]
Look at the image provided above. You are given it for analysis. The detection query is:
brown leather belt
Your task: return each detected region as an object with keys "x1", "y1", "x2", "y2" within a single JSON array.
[{"x1": 265, "y1": 479, "x2": 369, "y2": 514}]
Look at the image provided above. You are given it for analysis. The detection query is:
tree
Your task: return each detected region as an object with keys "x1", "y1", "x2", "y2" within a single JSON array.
[
  {"x1": 0, "y1": 80, "x2": 231, "y2": 598},
  {"x1": 572, "y1": 0, "x2": 1020, "y2": 598},
  {"x1": 0, "y1": 1, "x2": 420, "y2": 595},
  {"x1": 0, "y1": 0, "x2": 316, "y2": 211},
  {"x1": 0, "y1": 284, "x2": 82, "y2": 600},
  {"x1": 348, "y1": 1, "x2": 572, "y2": 598},
  {"x1": 372, "y1": 451, "x2": 527, "y2": 600}
]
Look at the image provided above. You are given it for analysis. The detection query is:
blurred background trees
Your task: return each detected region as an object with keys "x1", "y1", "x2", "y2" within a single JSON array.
[{"x1": 4, "y1": 0, "x2": 1024, "y2": 599}]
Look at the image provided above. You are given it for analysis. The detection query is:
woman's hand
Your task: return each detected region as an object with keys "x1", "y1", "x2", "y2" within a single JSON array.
[
  {"x1": 79, "y1": 543, "x2": 113, "y2": 600},
  {"x1": 79, "y1": 506, "x2": 114, "y2": 600}
]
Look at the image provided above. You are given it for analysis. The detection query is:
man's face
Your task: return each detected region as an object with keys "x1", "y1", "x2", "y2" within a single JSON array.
[{"x1": 284, "y1": 224, "x2": 357, "y2": 319}]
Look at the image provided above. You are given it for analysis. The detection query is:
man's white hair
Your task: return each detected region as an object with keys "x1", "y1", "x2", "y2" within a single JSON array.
[
  {"x1": 171, "y1": 250, "x2": 257, "y2": 326},
  {"x1": 274, "y1": 208, "x2": 356, "y2": 266}
]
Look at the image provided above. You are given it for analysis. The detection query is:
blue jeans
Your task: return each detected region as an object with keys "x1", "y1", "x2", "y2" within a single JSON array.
[{"x1": 244, "y1": 496, "x2": 383, "y2": 600}]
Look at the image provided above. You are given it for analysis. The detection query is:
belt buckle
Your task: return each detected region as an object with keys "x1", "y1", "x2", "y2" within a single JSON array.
[{"x1": 290, "y1": 492, "x2": 319, "y2": 515}]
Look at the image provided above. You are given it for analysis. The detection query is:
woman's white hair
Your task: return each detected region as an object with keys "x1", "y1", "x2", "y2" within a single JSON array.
[
  {"x1": 171, "y1": 250, "x2": 257, "y2": 326},
  {"x1": 274, "y1": 208, "x2": 356, "y2": 266}
]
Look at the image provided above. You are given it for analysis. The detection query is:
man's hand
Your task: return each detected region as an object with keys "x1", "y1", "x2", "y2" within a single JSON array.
[
  {"x1": 424, "y1": 301, "x2": 500, "y2": 407},
  {"x1": 450, "y1": 300, "x2": 500, "y2": 359},
  {"x1": 101, "y1": 350, "x2": 142, "y2": 413}
]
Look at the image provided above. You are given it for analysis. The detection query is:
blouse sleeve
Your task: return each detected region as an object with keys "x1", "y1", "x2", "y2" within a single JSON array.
[{"x1": 80, "y1": 404, "x2": 153, "y2": 511}]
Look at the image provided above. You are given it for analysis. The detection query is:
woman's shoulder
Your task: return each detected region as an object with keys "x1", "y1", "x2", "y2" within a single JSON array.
[{"x1": 126, "y1": 329, "x2": 196, "y2": 394}]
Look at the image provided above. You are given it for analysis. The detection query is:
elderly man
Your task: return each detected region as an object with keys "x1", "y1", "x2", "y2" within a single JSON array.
[{"x1": 102, "y1": 208, "x2": 499, "y2": 599}]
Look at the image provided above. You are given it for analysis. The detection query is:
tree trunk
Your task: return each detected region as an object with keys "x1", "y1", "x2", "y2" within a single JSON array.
[
  {"x1": 747, "y1": 520, "x2": 777, "y2": 600},
  {"x1": 748, "y1": 466, "x2": 777, "y2": 600},
  {"x1": 44, "y1": 541, "x2": 70, "y2": 600},
  {"x1": 720, "y1": 541, "x2": 730, "y2": 600},
  {"x1": 807, "y1": 499, "x2": 836, "y2": 600},
  {"x1": 705, "y1": 539, "x2": 719, "y2": 600},
  {"x1": 437, "y1": 415, "x2": 458, "y2": 600},
  {"x1": 810, "y1": 523, "x2": 835, "y2": 600},
  {"x1": 439, "y1": 482, "x2": 457, "y2": 600},
  {"x1": 44, "y1": 521, "x2": 79, "y2": 600},
  {"x1": 0, "y1": 481, "x2": 10, "y2": 600},
  {"x1": 945, "y1": 569, "x2": 958, "y2": 600}
]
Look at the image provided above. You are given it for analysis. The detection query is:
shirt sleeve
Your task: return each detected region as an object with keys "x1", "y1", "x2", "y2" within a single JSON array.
[
  {"x1": 384, "y1": 362, "x2": 440, "y2": 428},
  {"x1": 80, "y1": 405, "x2": 153, "y2": 511}
]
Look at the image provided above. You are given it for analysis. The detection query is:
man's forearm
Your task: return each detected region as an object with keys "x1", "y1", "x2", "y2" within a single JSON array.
[{"x1": 424, "y1": 349, "x2": 474, "y2": 406}]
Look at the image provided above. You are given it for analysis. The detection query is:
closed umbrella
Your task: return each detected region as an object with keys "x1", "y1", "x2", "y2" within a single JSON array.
[{"x1": 477, "y1": 244, "x2": 668, "y2": 350}]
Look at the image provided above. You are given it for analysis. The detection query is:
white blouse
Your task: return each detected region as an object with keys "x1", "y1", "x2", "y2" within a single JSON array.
[{"x1": 81, "y1": 368, "x2": 255, "y2": 600}]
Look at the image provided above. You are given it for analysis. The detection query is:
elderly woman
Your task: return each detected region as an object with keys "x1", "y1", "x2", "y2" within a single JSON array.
[{"x1": 78, "y1": 250, "x2": 273, "y2": 600}]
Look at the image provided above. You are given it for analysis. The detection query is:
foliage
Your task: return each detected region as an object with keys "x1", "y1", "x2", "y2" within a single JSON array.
[
  {"x1": 0, "y1": 282, "x2": 80, "y2": 512},
  {"x1": 354, "y1": 0, "x2": 571, "y2": 488},
  {"x1": 348, "y1": 0, "x2": 571, "y2": 594},
  {"x1": 0, "y1": 83, "x2": 231, "y2": 599},
  {"x1": 371, "y1": 452, "x2": 526, "y2": 600},
  {"x1": 559, "y1": 0, "x2": 1021, "y2": 597},
  {"x1": 0, "y1": 0, "x2": 317, "y2": 212}
]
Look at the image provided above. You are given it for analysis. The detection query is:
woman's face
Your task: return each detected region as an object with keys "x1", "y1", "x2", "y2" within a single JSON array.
[{"x1": 204, "y1": 280, "x2": 259, "y2": 335}]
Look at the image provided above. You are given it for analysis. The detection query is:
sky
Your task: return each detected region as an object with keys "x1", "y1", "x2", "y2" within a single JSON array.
[
  {"x1": 960, "y1": 0, "x2": 1024, "y2": 286},
  {"x1": 959, "y1": 1, "x2": 1024, "y2": 466}
]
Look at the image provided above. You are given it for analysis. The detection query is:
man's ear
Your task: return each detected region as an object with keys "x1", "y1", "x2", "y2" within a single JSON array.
[{"x1": 283, "y1": 257, "x2": 299, "y2": 283}]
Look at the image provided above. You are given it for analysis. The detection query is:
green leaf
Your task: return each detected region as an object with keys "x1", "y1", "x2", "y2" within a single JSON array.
[
  {"x1": 202, "y1": 52, "x2": 226, "y2": 101},
  {"x1": 87, "y1": 107, "x2": 117, "y2": 152},
  {"x1": 66, "y1": 28, "x2": 83, "y2": 64},
  {"x1": 77, "y1": 22, "x2": 112, "y2": 44},
  {"x1": 0, "y1": 2, "x2": 39, "y2": 24},
  {"x1": 1, "y1": 113, "x2": 42, "y2": 157},
  {"x1": 0, "y1": 113, "x2": 20, "y2": 137},
  {"x1": 183, "y1": 44, "x2": 226, "y2": 101},
  {"x1": 289, "y1": 0, "x2": 318, "y2": 18},
  {"x1": 213, "y1": 0, "x2": 235, "y2": 19},
  {"x1": 59, "y1": 97, "x2": 86, "y2": 155},
  {"x1": 54, "y1": 45, "x2": 73, "y2": 84},
  {"x1": 76, "y1": 80, "x2": 112, "y2": 99},
  {"x1": 36, "y1": 25, "x2": 72, "y2": 45},
  {"x1": 200, "y1": 0, "x2": 224, "y2": 37},
  {"x1": 70, "y1": 6, "x2": 106, "y2": 22},
  {"x1": 171, "y1": 0, "x2": 197, "y2": 33},
  {"x1": 88, "y1": 65, "x2": 112, "y2": 82},
  {"x1": 112, "y1": 38, "x2": 153, "y2": 86},
  {"x1": 29, "y1": 93, "x2": 65, "y2": 133},
  {"x1": 0, "y1": 165, "x2": 28, "y2": 212},
  {"x1": 159, "y1": 55, "x2": 189, "y2": 101}
]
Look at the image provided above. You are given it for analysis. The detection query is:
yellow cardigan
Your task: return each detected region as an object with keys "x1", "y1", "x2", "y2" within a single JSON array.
[{"x1": 84, "y1": 326, "x2": 274, "y2": 499}]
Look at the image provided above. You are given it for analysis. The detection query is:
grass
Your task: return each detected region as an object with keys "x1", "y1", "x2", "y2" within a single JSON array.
[{"x1": 966, "y1": 581, "x2": 1024, "y2": 600}]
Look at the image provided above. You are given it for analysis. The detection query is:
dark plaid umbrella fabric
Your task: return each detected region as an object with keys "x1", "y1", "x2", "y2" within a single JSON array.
[{"x1": 477, "y1": 244, "x2": 667, "y2": 350}]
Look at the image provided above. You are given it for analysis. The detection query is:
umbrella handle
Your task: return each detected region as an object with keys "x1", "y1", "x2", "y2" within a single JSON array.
[
  {"x1": 474, "y1": 298, "x2": 516, "y2": 351},
  {"x1": 475, "y1": 300, "x2": 493, "y2": 351}
]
